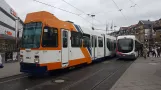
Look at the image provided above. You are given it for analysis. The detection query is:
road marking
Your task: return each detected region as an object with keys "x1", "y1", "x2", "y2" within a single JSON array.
[{"x1": 0, "y1": 75, "x2": 28, "y2": 84}]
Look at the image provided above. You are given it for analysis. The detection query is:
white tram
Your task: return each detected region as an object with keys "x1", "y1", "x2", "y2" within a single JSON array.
[{"x1": 116, "y1": 35, "x2": 142, "y2": 59}]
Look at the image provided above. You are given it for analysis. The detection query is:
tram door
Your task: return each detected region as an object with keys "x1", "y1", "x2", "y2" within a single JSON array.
[
  {"x1": 61, "y1": 29, "x2": 69, "y2": 68},
  {"x1": 91, "y1": 35, "x2": 97, "y2": 60},
  {"x1": 91, "y1": 36, "x2": 95, "y2": 60}
]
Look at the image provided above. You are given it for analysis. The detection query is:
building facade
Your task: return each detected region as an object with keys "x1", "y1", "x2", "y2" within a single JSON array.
[
  {"x1": 0, "y1": 0, "x2": 23, "y2": 52},
  {"x1": 153, "y1": 19, "x2": 161, "y2": 46}
]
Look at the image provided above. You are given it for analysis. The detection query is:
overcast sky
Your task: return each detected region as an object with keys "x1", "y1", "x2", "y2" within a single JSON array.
[{"x1": 4, "y1": 0, "x2": 161, "y2": 32}]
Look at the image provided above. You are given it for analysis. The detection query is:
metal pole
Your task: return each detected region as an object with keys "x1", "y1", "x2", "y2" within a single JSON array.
[
  {"x1": 92, "y1": 17, "x2": 93, "y2": 30},
  {"x1": 15, "y1": 18, "x2": 17, "y2": 51}
]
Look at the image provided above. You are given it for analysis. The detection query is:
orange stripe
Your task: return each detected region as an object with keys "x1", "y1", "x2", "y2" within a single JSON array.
[
  {"x1": 68, "y1": 58, "x2": 87, "y2": 67},
  {"x1": 71, "y1": 26, "x2": 92, "y2": 64}
]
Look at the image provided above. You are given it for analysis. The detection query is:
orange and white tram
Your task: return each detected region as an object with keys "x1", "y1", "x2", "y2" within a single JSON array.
[{"x1": 20, "y1": 11, "x2": 116, "y2": 74}]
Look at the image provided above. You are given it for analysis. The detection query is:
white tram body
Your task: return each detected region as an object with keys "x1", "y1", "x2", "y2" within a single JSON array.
[
  {"x1": 20, "y1": 11, "x2": 116, "y2": 74},
  {"x1": 116, "y1": 35, "x2": 142, "y2": 59}
]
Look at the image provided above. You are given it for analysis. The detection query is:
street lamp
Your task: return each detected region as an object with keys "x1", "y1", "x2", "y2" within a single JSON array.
[{"x1": 87, "y1": 14, "x2": 95, "y2": 30}]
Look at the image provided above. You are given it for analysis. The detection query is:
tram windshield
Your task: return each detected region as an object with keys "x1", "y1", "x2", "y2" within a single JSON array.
[
  {"x1": 118, "y1": 39, "x2": 133, "y2": 53},
  {"x1": 21, "y1": 22, "x2": 42, "y2": 48}
]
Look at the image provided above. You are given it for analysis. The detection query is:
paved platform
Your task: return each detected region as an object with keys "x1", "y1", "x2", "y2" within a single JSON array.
[
  {"x1": 0, "y1": 62, "x2": 21, "y2": 78},
  {"x1": 110, "y1": 57, "x2": 161, "y2": 90}
]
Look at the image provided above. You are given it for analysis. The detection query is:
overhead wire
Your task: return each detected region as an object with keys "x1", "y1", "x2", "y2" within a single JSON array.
[
  {"x1": 33, "y1": 0, "x2": 80, "y2": 16},
  {"x1": 111, "y1": 0, "x2": 127, "y2": 20},
  {"x1": 61, "y1": 0, "x2": 86, "y2": 15},
  {"x1": 33, "y1": 0, "x2": 98, "y2": 26},
  {"x1": 128, "y1": 0, "x2": 151, "y2": 17},
  {"x1": 61, "y1": 0, "x2": 104, "y2": 25}
]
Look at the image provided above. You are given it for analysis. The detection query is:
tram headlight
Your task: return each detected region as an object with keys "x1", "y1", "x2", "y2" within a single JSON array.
[
  {"x1": 20, "y1": 55, "x2": 23, "y2": 62},
  {"x1": 34, "y1": 58, "x2": 39, "y2": 63},
  {"x1": 34, "y1": 55, "x2": 39, "y2": 63}
]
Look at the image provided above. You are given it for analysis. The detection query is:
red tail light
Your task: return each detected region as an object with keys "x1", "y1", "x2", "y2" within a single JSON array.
[{"x1": 116, "y1": 49, "x2": 122, "y2": 55}]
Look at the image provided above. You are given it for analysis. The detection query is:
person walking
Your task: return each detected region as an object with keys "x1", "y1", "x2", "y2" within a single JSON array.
[
  {"x1": 152, "y1": 48, "x2": 156, "y2": 57},
  {"x1": 155, "y1": 47, "x2": 158, "y2": 58},
  {"x1": 0, "y1": 53, "x2": 4, "y2": 68},
  {"x1": 157, "y1": 47, "x2": 161, "y2": 57},
  {"x1": 143, "y1": 46, "x2": 148, "y2": 59}
]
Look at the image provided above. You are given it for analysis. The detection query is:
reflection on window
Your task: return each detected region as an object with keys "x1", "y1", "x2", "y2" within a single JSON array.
[
  {"x1": 95, "y1": 36, "x2": 97, "y2": 47},
  {"x1": 83, "y1": 34, "x2": 90, "y2": 47},
  {"x1": 42, "y1": 26, "x2": 58, "y2": 47},
  {"x1": 21, "y1": 22, "x2": 42, "y2": 48},
  {"x1": 118, "y1": 39, "x2": 133, "y2": 53},
  {"x1": 63, "y1": 30, "x2": 68, "y2": 47},
  {"x1": 71, "y1": 31, "x2": 82, "y2": 47},
  {"x1": 91, "y1": 36, "x2": 94, "y2": 47},
  {"x1": 107, "y1": 38, "x2": 111, "y2": 50},
  {"x1": 98, "y1": 37, "x2": 103, "y2": 47}
]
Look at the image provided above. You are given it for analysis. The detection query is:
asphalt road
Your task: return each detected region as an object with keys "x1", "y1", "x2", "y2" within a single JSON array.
[{"x1": 0, "y1": 58, "x2": 133, "y2": 90}]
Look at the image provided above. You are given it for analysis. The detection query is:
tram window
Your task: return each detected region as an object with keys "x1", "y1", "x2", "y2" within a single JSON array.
[
  {"x1": 106, "y1": 38, "x2": 111, "y2": 51},
  {"x1": 114, "y1": 40, "x2": 116, "y2": 49},
  {"x1": 63, "y1": 30, "x2": 68, "y2": 47},
  {"x1": 91, "y1": 36, "x2": 93, "y2": 47},
  {"x1": 95, "y1": 36, "x2": 97, "y2": 47},
  {"x1": 98, "y1": 37, "x2": 103, "y2": 47},
  {"x1": 110, "y1": 41, "x2": 114, "y2": 51},
  {"x1": 71, "y1": 31, "x2": 82, "y2": 47},
  {"x1": 42, "y1": 26, "x2": 58, "y2": 47},
  {"x1": 83, "y1": 34, "x2": 90, "y2": 47}
]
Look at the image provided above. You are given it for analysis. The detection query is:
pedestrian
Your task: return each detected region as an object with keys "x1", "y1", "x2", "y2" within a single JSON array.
[
  {"x1": 157, "y1": 47, "x2": 160, "y2": 57},
  {"x1": 0, "y1": 53, "x2": 4, "y2": 68},
  {"x1": 152, "y1": 48, "x2": 156, "y2": 57},
  {"x1": 143, "y1": 46, "x2": 148, "y2": 59},
  {"x1": 155, "y1": 47, "x2": 158, "y2": 57},
  {"x1": 147, "y1": 47, "x2": 151, "y2": 57}
]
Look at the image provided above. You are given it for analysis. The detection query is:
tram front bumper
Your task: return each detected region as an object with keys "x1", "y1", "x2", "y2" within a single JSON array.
[
  {"x1": 20, "y1": 62, "x2": 47, "y2": 74},
  {"x1": 117, "y1": 54, "x2": 135, "y2": 59}
]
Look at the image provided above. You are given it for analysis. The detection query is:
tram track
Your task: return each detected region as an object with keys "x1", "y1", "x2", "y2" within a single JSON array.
[
  {"x1": 0, "y1": 58, "x2": 133, "y2": 90},
  {"x1": 90, "y1": 61, "x2": 132, "y2": 90},
  {"x1": 61, "y1": 60, "x2": 133, "y2": 90},
  {"x1": 0, "y1": 74, "x2": 29, "y2": 84},
  {"x1": 90, "y1": 64, "x2": 125, "y2": 90}
]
